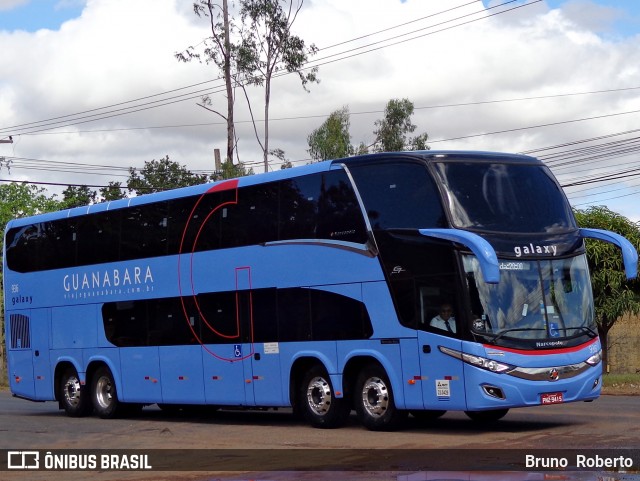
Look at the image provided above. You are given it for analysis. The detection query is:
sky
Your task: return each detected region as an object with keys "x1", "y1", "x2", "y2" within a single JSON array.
[{"x1": 1, "y1": 0, "x2": 640, "y2": 222}]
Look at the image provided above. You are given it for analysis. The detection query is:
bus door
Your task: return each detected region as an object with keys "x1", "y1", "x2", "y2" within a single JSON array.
[
  {"x1": 30, "y1": 308, "x2": 52, "y2": 400},
  {"x1": 6, "y1": 310, "x2": 35, "y2": 399},
  {"x1": 236, "y1": 269, "x2": 283, "y2": 407},
  {"x1": 416, "y1": 300, "x2": 466, "y2": 410}
]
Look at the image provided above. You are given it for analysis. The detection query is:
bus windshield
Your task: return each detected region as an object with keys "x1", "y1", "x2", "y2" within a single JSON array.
[
  {"x1": 433, "y1": 161, "x2": 575, "y2": 233},
  {"x1": 463, "y1": 254, "x2": 596, "y2": 348}
]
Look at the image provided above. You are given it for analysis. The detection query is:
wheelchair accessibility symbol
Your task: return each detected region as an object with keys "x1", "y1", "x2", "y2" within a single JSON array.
[{"x1": 234, "y1": 344, "x2": 242, "y2": 358}]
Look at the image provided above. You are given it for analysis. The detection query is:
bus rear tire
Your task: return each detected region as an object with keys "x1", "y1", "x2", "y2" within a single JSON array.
[
  {"x1": 355, "y1": 364, "x2": 407, "y2": 431},
  {"x1": 299, "y1": 365, "x2": 350, "y2": 429},
  {"x1": 59, "y1": 367, "x2": 92, "y2": 417},
  {"x1": 91, "y1": 366, "x2": 122, "y2": 419},
  {"x1": 465, "y1": 408, "x2": 509, "y2": 422}
]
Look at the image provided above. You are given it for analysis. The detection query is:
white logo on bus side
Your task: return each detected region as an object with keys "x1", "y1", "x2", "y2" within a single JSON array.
[{"x1": 63, "y1": 266, "x2": 154, "y2": 292}]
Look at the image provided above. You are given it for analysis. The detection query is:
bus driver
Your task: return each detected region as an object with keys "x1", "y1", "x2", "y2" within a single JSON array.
[{"x1": 431, "y1": 303, "x2": 456, "y2": 334}]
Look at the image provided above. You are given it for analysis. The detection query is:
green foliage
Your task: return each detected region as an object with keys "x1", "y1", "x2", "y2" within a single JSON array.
[
  {"x1": 237, "y1": 0, "x2": 319, "y2": 171},
  {"x1": 214, "y1": 159, "x2": 254, "y2": 180},
  {"x1": 373, "y1": 98, "x2": 429, "y2": 153},
  {"x1": 100, "y1": 182, "x2": 127, "y2": 201},
  {"x1": 178, "y1": 1, "x2": 319, "y2": 171},
  {"x1": 574, "y1": 206, "x2": 640, "y2": 365},
  {"x1": 127, "y1": 155, "x2": 210, "y2": 195},
  {"x1": 61, "y1": 185, "x2": 97, "y2": 208},
  {"x1": 0, "y1": 183, "x2": 60, "y2": 252},
  {"x1": 307, "y1": 106, "x2": 352, "y2": 162},
  {"x1": 238, "y1": 0, "x2": 318, "y2": 89}
]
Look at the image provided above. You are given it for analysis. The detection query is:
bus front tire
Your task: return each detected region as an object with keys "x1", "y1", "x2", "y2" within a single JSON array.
[
  {"x1": 59, "y1": 367, "x2": 92, "y2": 417},
  {"x1": 299, "y1": 365, "x2": 350, "y2": 429},
  {"x1": 91, "y1": 366, "x2": 122, "y2": 419},
  {"x1": 354, "y1": 364, "x2": 406, "y2": 431},
  {"x1": 465, "y1": 408, "x2": 509, "y2": 422}
]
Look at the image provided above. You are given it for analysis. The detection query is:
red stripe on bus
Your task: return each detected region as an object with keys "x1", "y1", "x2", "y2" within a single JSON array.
[
  {"x1": 207, "y1": 179, "x2": 239, "y2": 193},
  {"x1": 483, "y1": 337, "x2": 598, "y2": 356}
]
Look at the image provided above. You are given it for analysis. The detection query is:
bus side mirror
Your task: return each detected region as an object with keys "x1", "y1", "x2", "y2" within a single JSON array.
[{"x1": 580, "y1": 228, "x2": 638, "y2": 280}]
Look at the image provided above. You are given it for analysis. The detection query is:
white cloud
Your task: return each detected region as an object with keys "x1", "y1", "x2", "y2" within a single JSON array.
[
  {"x1": 0, "y1": 0, "x2": 639, "y2": 216},
  {"x1": 0, "y1": 0, "x2": 29, "y2": 11}
]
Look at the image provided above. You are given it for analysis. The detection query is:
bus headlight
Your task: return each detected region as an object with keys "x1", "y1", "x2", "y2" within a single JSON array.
[
  {"x1": 585, "y1": 350, "x2": 602, "y2": 366},
  {"x1": 439, "y1": 346, "x2": 514, "y2": 373}
]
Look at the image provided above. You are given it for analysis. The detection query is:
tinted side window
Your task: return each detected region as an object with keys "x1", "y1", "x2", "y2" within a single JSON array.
[
  {"x1": 279, "y1": 171, "x2": 367, "y2": 244},
  {"x1": 316, "y1": 170, "x2": 368, "y2": 243},
  {"x1": 277, "y1": 288, "x2": 312, "y2": 342},
  {"x1": 102, "y1": 301, "x2": 148, "y2": 347},
  {"x1": 77, "y1": 212, "x2": 119, "y2": 265},
  {"x1": 103, "y1": 288, "x2": 372, "y2": 346},
  {"x1": 279, "y1": 176, "x2": 320, "y2": 240},
  {"x1": 349, "y1": 162, "x2": 446, "y2": 230},
  {"x1": 310, "y1": 289, "x2": 373, "y2": 341},
  {"x1": 195, "y1": 291, "x2": 239, "y2": 344},
  {"x1": 6, "y1": 224, "x2": 40, "y2": 273},
  {"x1": 219, "y1": 184, "x2": 279, "y2": 249},
  {"x1": 120, "y1": 204, "x2": 169, "y2": 260},
  {"x1": 42, "y1": 219, "x2": 77, "y2": 270}
]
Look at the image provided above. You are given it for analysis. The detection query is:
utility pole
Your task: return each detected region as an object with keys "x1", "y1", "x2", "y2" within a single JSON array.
[
  {"x1": 214, "y1": 148, "x2": 221, "y2": 172},
  {"x1": 0, "y1": 136, "x2": 13, "y2": 144}
]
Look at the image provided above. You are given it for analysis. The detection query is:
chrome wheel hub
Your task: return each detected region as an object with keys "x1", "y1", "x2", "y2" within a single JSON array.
[
  {"x1": 361, "y1": 377, "x2": 389, "y2": 417},
  {"x1": 306, "y1": 376, "x2": 332, "y2": 416}
]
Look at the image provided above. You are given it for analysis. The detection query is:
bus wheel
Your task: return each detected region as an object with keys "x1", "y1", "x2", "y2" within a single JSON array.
[
  {"x1": 299, "y1": 365, "x2": 350, "y2": 429},
  {"x1": 91, "y1": 366, "x2": 122, "y2": 419},
  {"x1": 355, "y1": 364, "x2": 407, "y2": 431},
  {"x1": 59, "y1": 367, "x2": 92, "y2": 417},
  {"x1": 465, "y1": 408, "x2": 509, "y2": 422}
]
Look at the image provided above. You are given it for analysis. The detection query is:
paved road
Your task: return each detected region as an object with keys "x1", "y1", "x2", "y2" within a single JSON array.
[{"x1": 0, "y1": 391, "x2": 638, "y2": 481}]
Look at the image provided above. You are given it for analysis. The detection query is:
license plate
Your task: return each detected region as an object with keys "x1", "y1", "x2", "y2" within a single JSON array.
[{"x1": 541, "y1": 392, "x2": 564, "y2": 405}]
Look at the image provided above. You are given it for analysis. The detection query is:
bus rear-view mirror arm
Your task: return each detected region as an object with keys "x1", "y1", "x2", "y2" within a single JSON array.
[
  {"x1": 418, "y1": 228, "x2": 500, "y2": 284},
  {"x1": 579, "y1": 228, "x2": 639, "y2": 280}
]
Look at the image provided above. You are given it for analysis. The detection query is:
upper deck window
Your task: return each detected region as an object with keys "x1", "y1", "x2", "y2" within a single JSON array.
[
  {"x1": 348, "y1": 161, "x2": 446, "y2": 230},
  {"x1": 433, "y1": 161, "x2": 575, "y2": 233}
]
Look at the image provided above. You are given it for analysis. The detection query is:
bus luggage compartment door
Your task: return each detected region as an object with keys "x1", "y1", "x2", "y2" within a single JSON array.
[{"x1": 417, "y1": 331, "x2": 466, "y2": 410}]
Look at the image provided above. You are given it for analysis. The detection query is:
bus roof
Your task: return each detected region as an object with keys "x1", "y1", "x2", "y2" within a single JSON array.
[{"x1": 5, "y1": 150, "x2": 539, "y2": 230}]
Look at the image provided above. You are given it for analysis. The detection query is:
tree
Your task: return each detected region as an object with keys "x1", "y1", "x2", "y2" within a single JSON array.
[
  {"x1": 213, "y1": 158, "x2": 254, "y2": 180},
  {"x1": 100, "y1": 182, "x2": 127, "y2": 202},
  {"x1": 61, "y1": 185, "x2": 97, "y2": 209},
  {"x1": 127, "y1": 156, "x2": 210, "y2": 195},
  {"x1": 574, "y1": 206, "x2": 640, "y2": 369},
  {"x1": 0, "y1": 183, "x2": 60, "y2": 254},
  {"x1": 307, "y1": 106, "x2": 352, "y2": 162},
  {"x1": 176, "y1": 0, "x2": 237, "y2": 163},
  {"x1": 177, "y1": 0, "x2": 318, "y2": 171},
  {"x1": 373, "y1": 98, "x2": 429, "y2": 153},
  {"x1": 237, "y1": 0, "x2": 319, "y2": 172}
]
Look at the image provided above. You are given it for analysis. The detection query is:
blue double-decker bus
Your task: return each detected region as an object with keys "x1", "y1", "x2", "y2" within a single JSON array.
[{"x1": 4, "y1": 151, "x2": 637, "y2": 430}]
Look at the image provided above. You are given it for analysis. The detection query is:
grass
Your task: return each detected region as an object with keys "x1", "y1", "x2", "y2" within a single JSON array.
[{"x1": 601, "y1": 373, "x2": 640, "y2": 395}]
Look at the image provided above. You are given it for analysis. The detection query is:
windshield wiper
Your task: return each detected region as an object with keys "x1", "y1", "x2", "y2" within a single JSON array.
[
  {"x1": 563, "y1": 326, "x2": 598, "y2": 338},
  {"x1": 488, "y1": 327, "x2": 546, "y2": 342},
  {"x1": 488, "y1": 325, "x2": 597, "y2": 343}
]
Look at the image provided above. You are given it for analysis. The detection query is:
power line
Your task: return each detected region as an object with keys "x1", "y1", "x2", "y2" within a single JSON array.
[
  {"x1": 13, "y1": 85, "x2": 640, "y2": 137},
  {"x1": 0, "y1": 0, "x2": 540, "y2": 137}
]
